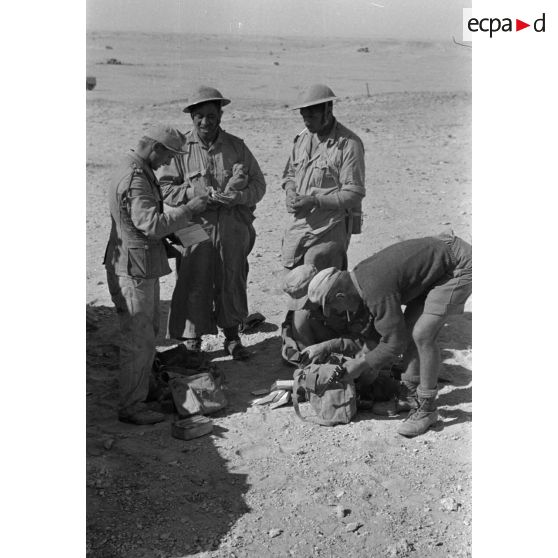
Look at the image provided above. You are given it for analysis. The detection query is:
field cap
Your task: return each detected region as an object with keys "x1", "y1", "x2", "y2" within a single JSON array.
[
  {"x1": 283, "y1": 264, "x2": 318, "y2": 311},
  {"x1": 144, "y1": 125, "x2": 187, "y2": 154},
  {"x1": 307, "y1": 267, "x2": 343, "y2": 315},
  {"x1": 291, "y1": 83, "x2": 337, "y2": 110},
  {"x1": 183, "y1": 85, "x2": 231, "y2": 113}
]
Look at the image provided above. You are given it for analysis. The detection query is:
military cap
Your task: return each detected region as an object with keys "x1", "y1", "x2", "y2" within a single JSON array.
[
  {"x1": 307, "y1": 267, "x2": 343, "y2": 315},
  {"x1": 183, "y1": 85, "x2": 231, "y2": 113},
  {"x1": 144, "y1": 125, "x2": 187, "y2": 154}
]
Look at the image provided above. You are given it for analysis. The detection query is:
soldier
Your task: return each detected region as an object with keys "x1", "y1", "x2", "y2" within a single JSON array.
[
  {"x1": 280, "y1": 241, "x2": 376, "y2": 365},
  {"x1": 159, "y1": 86, "x2": 266, "y2": 360},
  {"x1": 281, "y1": 83, "x2": 366, "y2": 272},
  {"x1": 306, "y1": 231, "x2": 472, "y2": 438},
  {"x1": 104, "y1": 126, "x2": 207, "y2": 425}
]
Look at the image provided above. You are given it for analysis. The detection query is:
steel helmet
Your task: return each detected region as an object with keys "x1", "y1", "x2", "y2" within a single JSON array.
[
  {"x1": 183, "y1": 85, "x2": 231, "y2": 113},
  {"x1": 291, "y1": 83, "x2": 337, "y2": 110}
]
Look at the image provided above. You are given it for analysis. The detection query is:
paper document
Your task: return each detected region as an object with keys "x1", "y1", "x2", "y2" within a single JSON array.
[{"x1": 173, "y1": 224, "x2": 210, "y2": 247}]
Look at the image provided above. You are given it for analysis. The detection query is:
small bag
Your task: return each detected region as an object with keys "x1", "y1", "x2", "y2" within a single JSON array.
[
  {"x1": 168, "y1": 371, "x2": 227, "y2": 417},
  {"x1": 292, "y1": 362, "x2": 357, "y2": 426},
  {"x1": 280, "y1": 312, "x2": 302, "y2": 366}
]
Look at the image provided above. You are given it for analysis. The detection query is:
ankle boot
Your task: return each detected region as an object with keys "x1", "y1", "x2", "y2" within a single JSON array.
[
  {"x1": 397, "y1": 387, "x2": 438, "y2": 438},
  {"x1": 223, "y1": 326, "x2": 250, "y2": 361},
  {"x1": 372, "y1": 380, "x2": 419, "y2": 416},
  {"x1": 397, "y1": 381, "x2": 420, "y2": 412}
]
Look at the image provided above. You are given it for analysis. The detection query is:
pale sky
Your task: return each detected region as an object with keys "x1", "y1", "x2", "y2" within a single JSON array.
[{"x1": 87, "y1": 0, "x2": 471, "y2": 41}]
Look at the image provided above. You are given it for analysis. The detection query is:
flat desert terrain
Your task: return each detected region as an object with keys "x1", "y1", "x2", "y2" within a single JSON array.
[{"x1": 87, "y1": 31, "x2": 472, "y2": 558}]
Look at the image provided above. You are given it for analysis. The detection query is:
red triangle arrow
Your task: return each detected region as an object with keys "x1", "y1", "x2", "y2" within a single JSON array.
[{"x1": 516, "y1": 19, "x2": 530, "y2": 31}]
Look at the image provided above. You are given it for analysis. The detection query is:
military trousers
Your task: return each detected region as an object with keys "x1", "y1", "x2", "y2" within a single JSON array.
[
  {"x1": 168, "y1": 206, "x2": 255, "y2": 339},
  {"x1": 106, "y1": 270, "x2": 160, "y2": 413}
]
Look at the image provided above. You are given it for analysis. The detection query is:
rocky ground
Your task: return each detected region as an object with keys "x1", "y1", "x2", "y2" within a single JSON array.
[{"x1": 86, "y1": 32, "x2": 471, "y2": 557}]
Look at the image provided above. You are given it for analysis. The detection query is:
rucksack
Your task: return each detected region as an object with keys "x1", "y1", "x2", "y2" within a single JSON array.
[
  {"x1": 292, "y1": 361, "x2": 357, "y2": 426},
  {"x1": 167, "y1": 370, "x2": 227, "y2": 417}
]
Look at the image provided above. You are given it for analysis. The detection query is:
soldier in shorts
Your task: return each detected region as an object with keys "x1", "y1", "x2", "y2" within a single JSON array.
[{"x1": 306, "y1": 231, "x2": 472, "y2": 437}]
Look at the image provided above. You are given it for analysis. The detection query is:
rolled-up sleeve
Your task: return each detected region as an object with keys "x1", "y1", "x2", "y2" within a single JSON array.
[
  {"x1": 363, "y1": 295, "x2": 409, "y2": 371},
  {"x1": 160, "y1": 182, "x2": 190, "y2": 207},
  {"x1": 237, "y1": 143, "x2": 266, "y2": 207},
  {"x1": 315, "y1": 137, "x2": 365, "y2": 210},
  {"x1": 127, "y1": 174, "x2": 193, "y2": 239},
  {"x1": 158, "y1": 158, "x2": 191, "y2": 207},
  {"x1": 281, "y1": 147, "x2": 297, "y2": 192}
]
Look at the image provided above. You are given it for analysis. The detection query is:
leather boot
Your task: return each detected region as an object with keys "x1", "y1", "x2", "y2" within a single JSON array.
[
  {"x1": 397, "y1": 387, "x2": 438, "y2": 437},
  {"x1": 223, "y1": 326, "x2": 250, "y2": 361}
]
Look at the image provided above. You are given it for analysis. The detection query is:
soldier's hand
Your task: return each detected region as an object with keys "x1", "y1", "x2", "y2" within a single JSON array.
[
  {"x1": 342, "y1": 357, "x2": 370, "y2": 381},
  {"x1": 213, "y1": 191, "x2": 240, "y2": 207},
  {"x1": 292, "y1": 194, "x2": 317, "y2": 218},
  {"x1": 224, "y1": 175, "x2": 248, "y2": 193},
  {"x1": 285, "y1": 188, "x2": 297, "y2": 213},
  {"x1": 300, "y1": 341, "x2": 332, "y2": 364},
  {"x1": 186, "y1": 195, "x2": 208, "y2": 214}
]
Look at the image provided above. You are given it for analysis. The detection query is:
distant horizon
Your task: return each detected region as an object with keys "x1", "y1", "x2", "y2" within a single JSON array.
[
  {"x1": 87, "y1": 0, "x2": 469, "y2": 42},
  {"x1": 87, "y1": 27, "x2": 460, "y2": 44}
]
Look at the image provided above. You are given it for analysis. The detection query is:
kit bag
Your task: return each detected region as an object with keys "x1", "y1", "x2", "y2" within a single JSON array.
[
  {"x1": 281, "y1": 314, "x2": 302, "y2": 366},
  {"x1": 292, "y1": 362, "x2": 357, "y2": 426},
  {"x1": 168, "y1": 371, "x2": 227, "y2": 417}
]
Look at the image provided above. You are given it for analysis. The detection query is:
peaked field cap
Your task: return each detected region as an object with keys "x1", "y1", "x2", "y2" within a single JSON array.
[
  {"x1": 290, "y1": 83, "x2": 337, "y2": 110},
  {"x1": 307, "y1": 267, "x2": 343, "y2": 309},
  {"x1": 183, "y1": 85, "x2": 231, "y2": 113},
  {"x1": 144, "y1": 125, "x2": 187, "y2": 154}
]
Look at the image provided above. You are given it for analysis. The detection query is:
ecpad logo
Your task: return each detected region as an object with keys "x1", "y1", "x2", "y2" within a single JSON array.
[{"x1": 462, "y1": 10, "x2": 546, "y2": 40}]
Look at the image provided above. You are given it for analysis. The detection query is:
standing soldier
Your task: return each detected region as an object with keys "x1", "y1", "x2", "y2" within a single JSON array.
[
  {"x1": 159, "y1": 86, "x2": 266, "y2": 360},
  {"x1": 104, "y1": 126, "x2": 207, "y2": 425},
  {"x1": 281, "y1": 83, "x2": 366, "y2": 272}
]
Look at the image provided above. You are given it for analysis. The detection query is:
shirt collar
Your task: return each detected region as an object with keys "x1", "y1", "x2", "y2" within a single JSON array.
[{"x1": 189, "y1": 127, "x2": 224, "y2": 150}]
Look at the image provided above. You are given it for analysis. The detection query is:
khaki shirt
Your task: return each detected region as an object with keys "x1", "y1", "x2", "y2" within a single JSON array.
[
  {"x1": 281, "y1": 119, "x2": 365, "y2": 266},
  {"x1": 104, "y1": 151, "x2": 194, "y2": 278},
  {"x1": 159, "y1": 128, "x2": 266, "y2": 210}
]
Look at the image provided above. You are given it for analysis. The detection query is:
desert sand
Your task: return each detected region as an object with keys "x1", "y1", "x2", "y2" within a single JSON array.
[{"x1": 87, "y1": 30, "x2": 471, "y2": 558}]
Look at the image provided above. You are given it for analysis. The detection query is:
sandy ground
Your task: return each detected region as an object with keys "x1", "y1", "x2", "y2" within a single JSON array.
[{"x1": 86, "y1": 31, "x2": 472, "y2": 558}]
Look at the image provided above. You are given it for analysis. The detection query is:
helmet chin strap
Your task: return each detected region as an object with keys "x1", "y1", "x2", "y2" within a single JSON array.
[{"x1": 317, "y1": 112, "x2": 334, "y2": 139}]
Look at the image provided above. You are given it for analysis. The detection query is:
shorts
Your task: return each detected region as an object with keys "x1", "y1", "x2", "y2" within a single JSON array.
[{"x1": 423, "y1": 232, "x2": 472, "y2": 316}]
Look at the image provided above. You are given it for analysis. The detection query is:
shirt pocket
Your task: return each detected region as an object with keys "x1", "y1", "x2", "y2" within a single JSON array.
[
  {"x1": 127, "y1": 245, "x2": 169, "y2": 278},
  {"x1": 127, "y1": 247, "x2": 149, "y2": 277},
  {"x1": 313, "y1": 159, "x2": 339, "y2": 190}
]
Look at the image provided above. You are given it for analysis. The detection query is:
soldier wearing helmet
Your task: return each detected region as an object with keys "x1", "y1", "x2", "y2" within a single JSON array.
[
  {"x1": 281, "y1": 83, "x2": 366, "y2": 273},
  {"x1": 158, "y1": 86, "x2": 266, "y2": 361}
]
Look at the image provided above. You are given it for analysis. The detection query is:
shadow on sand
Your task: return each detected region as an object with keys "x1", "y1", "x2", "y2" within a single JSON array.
[{"x1": 86, "y1": 302, "x2": 290, "y2": 557}]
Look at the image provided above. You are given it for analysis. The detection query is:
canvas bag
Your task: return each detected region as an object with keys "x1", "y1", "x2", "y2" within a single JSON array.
[
  {"x1": 281, "y1": 314, "x2": 302, "y2": 366},
  {"x1": 292, "y1": 362, "x2": 357, "y2": 426},
  {"x1": 168, "y1": 371, "x2": 227, "y2": 417}
]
